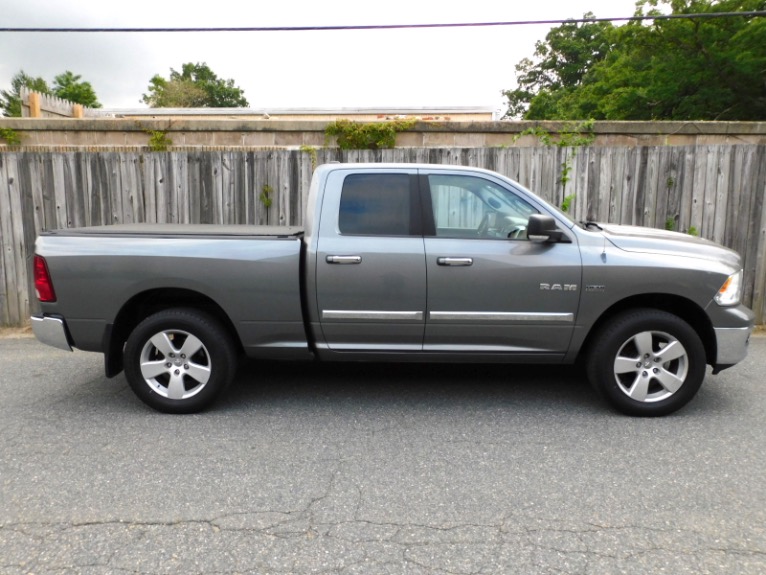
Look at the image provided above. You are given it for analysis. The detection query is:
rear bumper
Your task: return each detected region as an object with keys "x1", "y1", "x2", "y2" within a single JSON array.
[{"x1": 31, "y1": 315, "x2": 73, "y2": 351}]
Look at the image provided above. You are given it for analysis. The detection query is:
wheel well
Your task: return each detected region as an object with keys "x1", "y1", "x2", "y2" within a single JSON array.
[
  {"x1": 104, "y1": 288, "x2": 242, "y2": 377},
  {"x1": 579, "y1": 294, "x2": 716, "y2": 365}
]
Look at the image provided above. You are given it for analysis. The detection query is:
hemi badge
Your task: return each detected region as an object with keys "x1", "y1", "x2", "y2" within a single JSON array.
[{"x1": 585, "y1": 285, "x2": 606, "y2": 292}]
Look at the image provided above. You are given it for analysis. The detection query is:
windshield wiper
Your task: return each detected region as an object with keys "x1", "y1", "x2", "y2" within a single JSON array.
[{"x1": 580, "y1": 220, "x2": 603, "y2": 231}]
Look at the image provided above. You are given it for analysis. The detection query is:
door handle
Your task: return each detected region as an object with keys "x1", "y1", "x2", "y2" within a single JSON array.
[
  {"x1": 437, "y1": 257, "x2": 473, "y2": 266},
  {"x1": 326, "y1": 255, "x2": 362, "y2": 264}
]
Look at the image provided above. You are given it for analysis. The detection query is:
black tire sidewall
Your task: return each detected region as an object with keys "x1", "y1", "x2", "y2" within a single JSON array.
[
  {"x1": 586, "y1": 309, "x2": 706, "y2": 417},
  {"x1": 124, "y1": 308, "x2": 237, "y2": 413}
]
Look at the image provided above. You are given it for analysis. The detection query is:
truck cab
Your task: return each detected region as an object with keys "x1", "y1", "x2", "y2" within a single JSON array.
[{"x1": 306, "y1": 164, "x2": 582, "y2": 360}]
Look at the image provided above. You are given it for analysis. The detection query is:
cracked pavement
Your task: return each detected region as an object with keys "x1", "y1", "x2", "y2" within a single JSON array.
[{"x1": 1, "y1": 336, "x2": 765, "y2": 574}]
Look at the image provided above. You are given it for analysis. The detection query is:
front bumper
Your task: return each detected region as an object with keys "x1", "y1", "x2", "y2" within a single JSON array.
[
  {"x1": 31, "y1": 315, "x2": 73, "y2": 352},
  {"x1": 713, "y1": 326, "x2": 752, "y2": 372}
]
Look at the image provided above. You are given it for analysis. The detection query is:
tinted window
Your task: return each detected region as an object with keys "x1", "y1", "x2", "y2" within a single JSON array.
[{"x1": 339, "y1": 174, "x2": 413, "y2": 236}]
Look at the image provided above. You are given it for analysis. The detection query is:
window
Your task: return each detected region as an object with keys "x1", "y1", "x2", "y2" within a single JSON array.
[
  {"x1": 338, "y1": 174, "x2": 415, "y2": 236},
  {"x1": 428, "y1": 175, "x2": 537, "y2": 240}
]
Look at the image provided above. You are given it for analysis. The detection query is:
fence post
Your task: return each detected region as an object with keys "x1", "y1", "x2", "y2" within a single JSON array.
[{"x1": 28, "y1": 92, "x2": 41, "y2": 118}]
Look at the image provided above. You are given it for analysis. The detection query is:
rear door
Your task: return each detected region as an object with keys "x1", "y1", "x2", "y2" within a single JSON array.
[
  {"x1": 422, "y1": 171, "x2": 581, "y2": 357},
  {"x1": 315, "y1": 169, "x2": 427, "y2": 351}
]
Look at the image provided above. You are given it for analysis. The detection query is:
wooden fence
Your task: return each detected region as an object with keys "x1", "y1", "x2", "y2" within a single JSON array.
[
  {"x1": 20, "y1": 88, "x2": 100, "y2": 119},
  {"x1": 1, "y1": 145, "x2": 765, "y2": 326}
]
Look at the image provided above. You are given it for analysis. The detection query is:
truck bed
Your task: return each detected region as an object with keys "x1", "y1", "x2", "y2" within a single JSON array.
[{"x1": 35, "y1": 225, "x2": 308, "y2": 359}]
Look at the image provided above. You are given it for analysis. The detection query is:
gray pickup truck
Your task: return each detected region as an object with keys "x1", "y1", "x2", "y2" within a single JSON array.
[{"x1": 31, "y1": 163, "x2": 754, "y2": 416}]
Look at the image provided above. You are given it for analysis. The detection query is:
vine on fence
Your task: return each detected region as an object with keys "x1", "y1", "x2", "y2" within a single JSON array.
[
  {"x1": 663, "y1": 216, "x2": 699, "y2": 237},
  {"x1": 0, "y1": 128, "x2": 21, "y2": 146},
  {"x1": 260, "y1": 184, "x2": 273, "y2": 208},
  {"x1": 665, "y1": 217, "x2": 676, "y2": 231},
  {"x1": 561, "y1": 194, "x2": 576, "y2": 213},
  {"x1": 514, "y1": 120, "x2": 596, "y2": 210},
  {"x1": 515, "y1": 120, "x2": 596, "y2": 149},
  {"x1": 325, "y1": 119, "x2": 416, "y2": 150},
  {"x1": 146, "y1": 130, "x2": 172, "y2": 152},
  {"x1": 300, "y1": 145, "x2": 318, "y2": 170}
]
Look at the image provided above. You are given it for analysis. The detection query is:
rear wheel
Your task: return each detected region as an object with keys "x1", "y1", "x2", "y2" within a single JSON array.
[
  {"x1": 124, "y1": 308, "x2": 237, "y2": 413},
  {"x1": 586, "y1": 309, "x2": 706, "y2": 416}
]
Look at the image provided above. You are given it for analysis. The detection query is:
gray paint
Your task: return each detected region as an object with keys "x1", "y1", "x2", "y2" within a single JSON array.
[{"x1": 32, "y1": 163, "x2": 754, "y2": 373}]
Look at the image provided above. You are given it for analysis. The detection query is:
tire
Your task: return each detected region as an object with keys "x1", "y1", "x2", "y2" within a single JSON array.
[
  {"x1": 586, "y1": 308, "x2": 706, "y2": 417},
  {"x1": 123, "y1": 308, "x2": 238, "y2": 413}
]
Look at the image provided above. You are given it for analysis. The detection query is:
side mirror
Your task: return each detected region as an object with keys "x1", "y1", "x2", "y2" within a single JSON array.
[{"x1": 527, "y1": 214, "x2": 566, "y2": 242}]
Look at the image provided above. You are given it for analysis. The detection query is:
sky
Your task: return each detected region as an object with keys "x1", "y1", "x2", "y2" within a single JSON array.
[{"x1": 1, "y1": 0, "x2": 642, "y2": 116}]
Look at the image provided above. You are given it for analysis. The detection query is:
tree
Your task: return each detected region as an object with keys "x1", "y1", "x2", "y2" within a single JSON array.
[
  {"x1": 142, "y1": 62, "x2": 249, "y2": 108},
  {"x1": 142, "y1": 75, "x2": 208, "y2": 108},
  {"x1": 502, "y1": 14, "x2": 615, "y2": 119},
  {"x1": 1, "y1": 69, "x2": 102, "y2": 116},
  {"x1": 503, "y1": 0, "x2": 766, "y2": 121},
  {"x1": 52, "y1": 71, "x2": 102, "y2": 108},
  {"x1": 1, "y1": 71, "x2": 51, "y2": 117}
]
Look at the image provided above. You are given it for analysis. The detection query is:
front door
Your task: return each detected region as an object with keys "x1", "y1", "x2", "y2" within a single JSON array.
[{"x1": 422, "y1": 172, "x2": 581, "y2": 356}]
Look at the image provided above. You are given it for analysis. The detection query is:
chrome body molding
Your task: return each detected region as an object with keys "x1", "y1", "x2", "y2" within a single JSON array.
[
  {"x1": 322, "y1": 310, "x2": 424, "y2": 321},
  {"x1": 315, "y1": 342, "x2": 423, "y2": 351},
  {"x1": 428, "y1": 311, "x2": 574, "y2": 322},
  {"x1": 714, "y1": 326, "x2": 752, "y2": 365},
  {"x1": 423, "y1": 344, "x2": 547, "y2": 353},
  {"x1": 31, "y1": 315, "x2": 73, "y2": 352},
  {"x1": 321, "y1": 310, "x2": 574, "y2": 323}
]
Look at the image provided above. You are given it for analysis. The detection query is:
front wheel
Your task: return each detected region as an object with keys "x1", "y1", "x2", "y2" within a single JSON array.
[
  {"x1": 124, "y1": 308, "x2": 238, "y2": 413},
  {"x1": 586, "y1": 309, "x2": 707, "y2": 416}
]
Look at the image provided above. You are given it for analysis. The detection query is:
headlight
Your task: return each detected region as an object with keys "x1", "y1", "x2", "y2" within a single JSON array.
[{"x1": 715, "y1": 270, "x2": 743, "y2": 306}]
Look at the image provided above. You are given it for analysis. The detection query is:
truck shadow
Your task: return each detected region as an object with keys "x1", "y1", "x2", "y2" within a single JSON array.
[
  {"x1": 219, "y1": 360, "x2": 736, "y2": 417},
  {"x1": 220, "y1": 359, "x2": 604, "y2": 415}
]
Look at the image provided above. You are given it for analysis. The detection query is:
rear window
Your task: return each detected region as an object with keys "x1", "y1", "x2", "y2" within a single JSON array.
[{"x1": 338, "y1": 173, "x2": 414, "y2": 236}]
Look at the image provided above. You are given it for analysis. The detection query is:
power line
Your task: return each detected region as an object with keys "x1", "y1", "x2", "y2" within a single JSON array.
[{"x1": 1, "y1": 11, "x2": 765, "y2": 33}]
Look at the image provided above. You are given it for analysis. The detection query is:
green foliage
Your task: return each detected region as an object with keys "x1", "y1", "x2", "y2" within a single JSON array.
[
  {"x1": 52, "y1": 71, "x2": 102, "y2": 108},
  {"x1": 687, "y1": 225, "x2": 699, "y2": 236},
  {"x1": 1, "y1": 71, "x2": 51, "y2": 117},
  {"x1": 516, "y1": 126, "x2": 555, "y2": 146},
  {"x1": 260, "y1": 184, "x2": 274, "y2": 208},
  {"x1": 142, "y1": 63, "x2": 249, "y2": 108},
  {"x1": 516, "y1": 121, "x2": 595, "y2": 191},
  {"x1": 561, "y1": 194, "x2": 576, "y2": 213},
  {"x1": 665, "y1": 216, "x2": 677, "y2": 231},
  {"x1": 515, "y1": 119, "x2": 595, "y2": 147},
  {"x1": 503, "y1": 14, "x2": 615, "y2": 119},
  {"x1": 1, "y1": 69, "x2": 101, "y2": 116},
  {"x1": 325, "y1": 119, "x2": 416, "y2": 150},
  {"x1": 503, "y1": 1, "x2": 766, "y2": 121},
  {"x1": 300, "y1": 145, "x2": 319, "y2": 170},
  {"x1": 146, "y1": 130, "x2": 172, "y2": 152},
  {"x1": 559, "y1": 159, "x2": 573, "y2": 188},
  {"x1": 0, "y1": 128, "x2": 21, "y2": 145}
]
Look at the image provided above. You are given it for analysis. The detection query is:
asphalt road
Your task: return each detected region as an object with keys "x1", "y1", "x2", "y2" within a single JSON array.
[{"x1": 1, "y1": 334, "x2": 765, "y2": 575}]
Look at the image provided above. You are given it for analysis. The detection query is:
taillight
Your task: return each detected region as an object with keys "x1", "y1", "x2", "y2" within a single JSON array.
[{"x1": 34, "y1": 255, "x2": 57, "y2": 302}]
